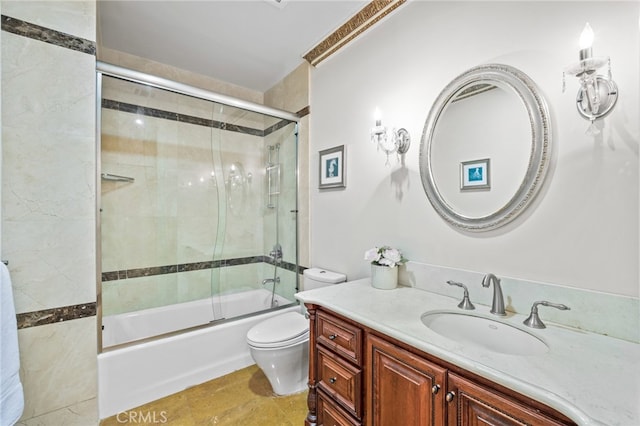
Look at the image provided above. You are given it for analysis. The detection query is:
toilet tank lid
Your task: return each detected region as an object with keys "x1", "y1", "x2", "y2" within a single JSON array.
[{"x1": 303, "y1": 268, "x2": 346, "y2": 284}]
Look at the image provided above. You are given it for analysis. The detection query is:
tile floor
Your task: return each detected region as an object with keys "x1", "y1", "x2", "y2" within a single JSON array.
[{"x1": 100, "y1": 365, "x2": 308, "y2": 425}]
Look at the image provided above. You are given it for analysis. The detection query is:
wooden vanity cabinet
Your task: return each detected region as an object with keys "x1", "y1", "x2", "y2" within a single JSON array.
[
  {"x1": 367, "y1": 334, "x2": 446, "y2": 426},
  {"x1": 307, "y1": 308, "x2": 364, "y2": 426},
  {"x1": 306, "y1": 305, "x2": 575, "y2": 426}
]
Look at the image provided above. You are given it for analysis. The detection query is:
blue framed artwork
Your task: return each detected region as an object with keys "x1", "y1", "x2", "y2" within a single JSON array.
[
  {"x1": 319, "y1": 145, "x2": 345, "y2": 189},
  {"x1": 460, "y1": 158, "x2": 491, "y2": 190}
]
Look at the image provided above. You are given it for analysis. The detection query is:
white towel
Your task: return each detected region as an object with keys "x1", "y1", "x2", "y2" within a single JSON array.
[{"x1": 0, "y1": 262, "x2": 24, "y2": 425}]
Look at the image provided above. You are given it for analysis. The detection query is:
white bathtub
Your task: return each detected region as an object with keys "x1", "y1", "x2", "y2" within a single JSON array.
[{"x1": 98, "y1": 289, "x2": 300, "y2": 419}]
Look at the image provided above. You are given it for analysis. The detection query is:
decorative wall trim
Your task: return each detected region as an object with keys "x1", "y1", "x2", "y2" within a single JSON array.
[
  {"x1": 303, "y1": 0, "x2": 406, "y2": 66},
  {"x1": 17, "y1": 302, "x2": 97, "y2": 330},
  {"x1": 1, "y1": 15, "x2": 96, "y2": 55}
]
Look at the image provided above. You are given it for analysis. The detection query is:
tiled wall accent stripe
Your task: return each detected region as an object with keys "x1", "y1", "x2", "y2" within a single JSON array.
[
  {"x1": 16, "y1": 258, "x2": 305, "y2": 329},
  {"x1": 103, "y1": 256, "x2": 305, "y2": 282},
  {"x1": 102, "y1": 99, "x2": 265, "y2": 136},
  {"x1": 17, "y1": 302, "x2": 97, "y2": 330},
  {"x1": 102, "y1": 98, "x2": 301, "y2": 137},
  {"x1": 1, "y1": 15, "x2": 96, "y2": 55},
  {"x1": 297, "y1": 105, "x2": 311, "y2": 118}
]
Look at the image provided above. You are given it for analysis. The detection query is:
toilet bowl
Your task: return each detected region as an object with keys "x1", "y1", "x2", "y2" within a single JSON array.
[
  {"x1": 246, "y1": 268, "x2": 346, "y2": 395},
  {"x1": 247, "y1": 311, "x2": 310, "y2": 395}
]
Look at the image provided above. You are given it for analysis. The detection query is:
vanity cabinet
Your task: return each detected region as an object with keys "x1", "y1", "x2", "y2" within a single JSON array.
[
  {"x1": 306, "y1": 306, "x2": 574, "y2": 426},
  {"x1": 309, "y1": 308, "x2": 364, "y2": 426}
]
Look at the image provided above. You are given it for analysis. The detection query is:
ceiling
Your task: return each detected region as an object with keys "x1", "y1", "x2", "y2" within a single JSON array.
[{"x1": 97, "y1": 0, "x2": 369, "y2": 92}]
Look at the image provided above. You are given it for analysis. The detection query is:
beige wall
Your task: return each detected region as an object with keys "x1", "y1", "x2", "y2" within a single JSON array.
[{"x1": 1, "y1": 0, "x2": 98, "y2": 421}]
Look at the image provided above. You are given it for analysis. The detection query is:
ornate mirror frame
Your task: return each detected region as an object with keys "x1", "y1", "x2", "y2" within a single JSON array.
[{"x1": 419, "y1": 64, "x2": 551, "y2": 232}]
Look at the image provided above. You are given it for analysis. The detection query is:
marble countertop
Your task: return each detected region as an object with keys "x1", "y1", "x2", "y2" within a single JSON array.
[{"x1": 295, "y1": 279, "x2": 640, "y2": 426}]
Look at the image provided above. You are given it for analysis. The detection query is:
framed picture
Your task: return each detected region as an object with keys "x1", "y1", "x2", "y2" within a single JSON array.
[
  {"x1": 319, "y1": 145, "x2": 346, "y2": 189},
  {"x1": 460, "y1": 158, "x2": 491, "y2": 191}
]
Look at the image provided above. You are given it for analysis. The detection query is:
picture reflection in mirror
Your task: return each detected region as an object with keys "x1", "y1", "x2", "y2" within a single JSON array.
[{"x1": 430, "y1": 81, "x2": 530, "y2": 219}]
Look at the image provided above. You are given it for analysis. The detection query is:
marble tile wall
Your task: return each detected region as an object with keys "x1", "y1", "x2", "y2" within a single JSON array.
[{"x1": 1, "y1": 1, "x2": 97, "y2": 421}]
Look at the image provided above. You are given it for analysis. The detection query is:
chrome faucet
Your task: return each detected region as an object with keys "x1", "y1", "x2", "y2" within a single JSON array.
[
  {"x1": 523, "y1": 301, "x2": 570, "y2": 329},
  {"x1": 269, "y1": 243, "x2": 283, "y2": 262},
  {"x1": 446, "y1": 280, "x2": 475, "y2": 310},
  {"x1": 481, "y1": 273, "x2": 506, "y2": 316},
  {"x1": 262, "y1": 276, "x2": 280, "y2": 286}
]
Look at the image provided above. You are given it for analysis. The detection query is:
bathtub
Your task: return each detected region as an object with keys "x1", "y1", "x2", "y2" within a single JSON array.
[{"x1": 98, "y1": 289, "x2": 299, "y2": 419}]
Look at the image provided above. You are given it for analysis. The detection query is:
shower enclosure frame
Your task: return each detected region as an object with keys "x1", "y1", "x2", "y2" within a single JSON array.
[{"x1": 95, "y1": 61, "x2": 301, "y2": 352}]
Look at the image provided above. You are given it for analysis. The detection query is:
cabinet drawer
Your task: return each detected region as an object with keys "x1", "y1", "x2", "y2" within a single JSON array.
[
  {"x1": 317, "y1": 346, "x2": 362, "y2": 418},
  {"x1": 317, "y1": 310, "x2": 363, "y2": 365},
  {"x1": 318, "y1": 389, "x2": 362, "y2": 426}
]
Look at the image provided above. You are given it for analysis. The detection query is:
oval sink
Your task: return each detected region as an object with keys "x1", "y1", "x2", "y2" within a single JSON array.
[{"x1": 421, "y1": 311, "x2": 548, "y2": 356}]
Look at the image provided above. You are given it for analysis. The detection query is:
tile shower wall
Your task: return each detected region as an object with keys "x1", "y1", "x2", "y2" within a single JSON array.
[
  {"x1": 1, "y1": 0, "x2": 97, "y2": 421},
  {"x1": 100, "y1": 75, "x2": 301, "y2": 316}
]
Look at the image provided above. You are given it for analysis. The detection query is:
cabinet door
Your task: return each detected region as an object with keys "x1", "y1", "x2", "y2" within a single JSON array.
[
  {"x1": 367, "y1": 334, "x2": 447, "y2": 426},
  {"x1": 447, "y1": 373, "x2": 568, "y2": 426}
]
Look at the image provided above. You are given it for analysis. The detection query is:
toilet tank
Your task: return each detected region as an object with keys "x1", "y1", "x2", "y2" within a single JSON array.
[{"x1": 303, "y1": 268, "x2": 346, "y2": 291}]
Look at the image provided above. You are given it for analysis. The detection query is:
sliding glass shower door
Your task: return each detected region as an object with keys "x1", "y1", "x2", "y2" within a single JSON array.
[{"x1": 98, "y1": 68, "x2": 299, "y2": 349}]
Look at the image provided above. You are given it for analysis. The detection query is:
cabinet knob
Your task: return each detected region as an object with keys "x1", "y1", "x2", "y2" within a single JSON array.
[
  {"x1": 328, "y1": 334, "x2": 337, "y2": 340},
  {"x1": 445, "y1": 391, "x2": 455, "y2": 402},
  {"x1": 431, "y1": 384, "x2": 440, "y2": 394},
  {"x1": 329, "y1": 377, "x2": 337, "y2": 384}
]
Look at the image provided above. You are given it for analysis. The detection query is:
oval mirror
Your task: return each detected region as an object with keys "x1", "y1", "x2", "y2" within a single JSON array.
[{"x1": 419, "y1": 64, "x2": 551, "y2": 232}]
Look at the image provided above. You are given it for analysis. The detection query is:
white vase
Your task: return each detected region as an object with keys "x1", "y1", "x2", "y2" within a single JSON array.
[{"x1": 371, "y1": 265, "x2": 398, "y2": 290}]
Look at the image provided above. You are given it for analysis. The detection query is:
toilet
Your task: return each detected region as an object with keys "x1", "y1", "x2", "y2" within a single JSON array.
[{"x1": 246, "y1": 268, "x2": 346, "y2": 395}]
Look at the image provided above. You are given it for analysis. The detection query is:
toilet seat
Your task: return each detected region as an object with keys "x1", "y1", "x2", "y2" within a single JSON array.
[{"x1": 247, "y1": 312, "x2": 309, "y2": 349}]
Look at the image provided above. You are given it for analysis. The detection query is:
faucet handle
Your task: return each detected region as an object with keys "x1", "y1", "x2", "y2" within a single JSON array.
[
  {"x1": 446, "y1": 280, "x2": 475, "y2": 310},
  {"x1": 523, "y1": 301, "x2": 570, "y2": 329}
]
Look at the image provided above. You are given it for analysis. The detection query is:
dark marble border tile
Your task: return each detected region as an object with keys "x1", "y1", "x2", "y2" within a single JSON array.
[
  {"x1": 17, "y1": 302, "x2": 96, "y2": 329},
  {"x1": 102, "y1": 98, "x2": 266, "y2": 137},
  {"x1": 102, "y1": 257, "x2": 303, "y2": 282},
  {"x1": 1, "y1": 15, "x2": 96, "y2": 55},
  {"x1": 16, "y1": 260, "x2": 306, "y2": 330}
]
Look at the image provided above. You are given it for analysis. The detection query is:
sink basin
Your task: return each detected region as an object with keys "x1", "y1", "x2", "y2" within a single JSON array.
[{"x1": 421, "y1": 311, "x2": 548, "y2": 356}]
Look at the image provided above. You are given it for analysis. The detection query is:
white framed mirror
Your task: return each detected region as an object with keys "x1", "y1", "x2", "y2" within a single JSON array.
[{"x1": 419, "y1": 64, "x2": 551, "y2": 232}]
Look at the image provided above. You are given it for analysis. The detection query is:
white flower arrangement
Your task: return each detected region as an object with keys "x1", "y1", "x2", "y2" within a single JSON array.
[{"x1": 364, "y1": 246, "x2": 407, "y2": 268}]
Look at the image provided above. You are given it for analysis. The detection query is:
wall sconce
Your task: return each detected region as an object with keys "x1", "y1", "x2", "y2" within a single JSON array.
[
  {"x1": 563, "y1": 22, "x2": 618, "y2": 134},
  {"x1": 370, "y1": 107, "x2": 411, "y2": 166}
]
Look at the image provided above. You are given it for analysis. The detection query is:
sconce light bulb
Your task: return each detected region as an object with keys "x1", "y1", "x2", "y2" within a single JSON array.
[
  {"x1": 579, "y1": 22, "x2": 594, "y2": 50},
  {"x1": 374, "y1": 107, "x2": 382, "y2": 127}
]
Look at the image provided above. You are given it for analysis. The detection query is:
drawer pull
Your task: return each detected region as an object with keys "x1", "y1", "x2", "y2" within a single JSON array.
[
  {"x1": 445, "y1": 391, "x2": 455, "y2": 402},
  {"x1": 329, "y1": 377, "x2": 337, "y2": 384},
  {"x1": 328, "y1": 334, "x2": 337, "y2": 340},
  {"x1": 431, "y1": 384, "x2": 440, "y2": 394}
]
